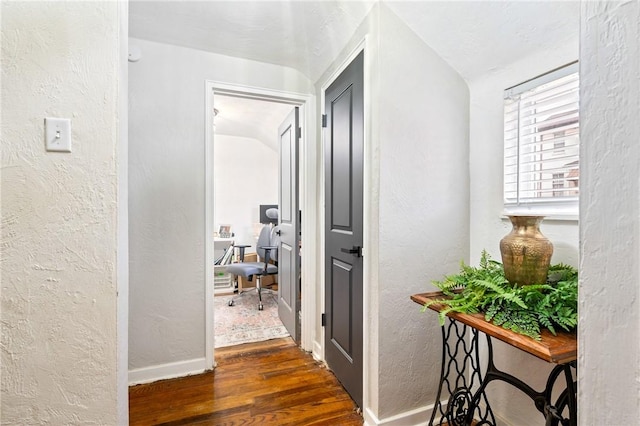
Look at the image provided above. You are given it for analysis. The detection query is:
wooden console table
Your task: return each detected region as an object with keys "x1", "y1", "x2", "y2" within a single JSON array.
[{"x1": 412, "y1": 292, "x2": 577, "y2": 426}]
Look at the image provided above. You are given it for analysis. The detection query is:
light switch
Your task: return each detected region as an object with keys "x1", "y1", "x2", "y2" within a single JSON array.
[{"x1": 45, "y1": 118, "x2": 72, "y2": 152}]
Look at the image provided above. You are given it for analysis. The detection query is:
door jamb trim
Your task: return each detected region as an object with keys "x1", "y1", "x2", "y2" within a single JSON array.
[{"x1": 204, "y1": 81, "x2": 316, "y2": 368}]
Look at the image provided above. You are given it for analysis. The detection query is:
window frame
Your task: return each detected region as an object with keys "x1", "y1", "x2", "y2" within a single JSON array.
[{"x1": 503, "y1": 62, "x2": 580, "y2": 218}]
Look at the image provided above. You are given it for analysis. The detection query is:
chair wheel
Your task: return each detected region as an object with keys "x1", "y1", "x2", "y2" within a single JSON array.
[
  {"x1": 258, "y1": 303, "x2": 263, "y2": 311},
  {"x1": 228, "y1": 300, "x2": 234, "y2": 306}
]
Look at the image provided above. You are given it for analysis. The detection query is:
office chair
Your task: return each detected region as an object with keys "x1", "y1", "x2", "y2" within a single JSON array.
[{"x1": 226, "y1": 209, "x2": 279, "y2": 311}]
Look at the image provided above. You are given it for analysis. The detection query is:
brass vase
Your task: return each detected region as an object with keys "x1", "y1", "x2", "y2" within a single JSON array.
[{"x1": 500, "y1": 215, "x2": 553, "y2": 286}]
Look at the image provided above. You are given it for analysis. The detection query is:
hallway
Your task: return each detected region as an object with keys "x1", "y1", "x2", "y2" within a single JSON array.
[{"x1": 129, "y1": 338, "x2": 363, "y2": 425}]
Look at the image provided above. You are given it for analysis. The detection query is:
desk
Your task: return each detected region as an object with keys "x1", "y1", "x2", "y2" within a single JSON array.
[{"x1": 412, "y1": 292, "x2": 577, "y2": 426}]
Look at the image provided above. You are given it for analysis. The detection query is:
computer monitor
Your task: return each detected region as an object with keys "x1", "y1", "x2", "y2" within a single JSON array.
[{"x1": 259, "y1": 204, "x2": 278, "y2": 225}]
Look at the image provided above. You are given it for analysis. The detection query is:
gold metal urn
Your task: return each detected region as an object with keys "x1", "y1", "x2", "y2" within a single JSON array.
[{"x1": 500, "y1": 215, "x2": 553, "y2": 286}]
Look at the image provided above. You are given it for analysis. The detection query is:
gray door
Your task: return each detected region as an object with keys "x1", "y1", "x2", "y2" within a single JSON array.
[
  {"x1": 324, "y1": 52, "x2": 364, "y2": 408},
  {"x1": 278, "y1": 107, "x2": 300, "y2": 342}
]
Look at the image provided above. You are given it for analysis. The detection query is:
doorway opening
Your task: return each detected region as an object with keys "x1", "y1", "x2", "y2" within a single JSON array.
[
  {"x1": 204, "y1": 82, "x2": 316, "y2": 366},
  {"x1": 212, "y1": 94, "x2": 293, "y2": 349}
]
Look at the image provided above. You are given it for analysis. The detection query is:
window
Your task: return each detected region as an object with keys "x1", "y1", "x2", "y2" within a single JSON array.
[{"x1": 504, "y1": 62, "x2": 579, "y2": 215}]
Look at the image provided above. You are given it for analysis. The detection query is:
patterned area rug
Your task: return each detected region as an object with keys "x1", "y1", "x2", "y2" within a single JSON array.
[{"x1": 214, "y1": 290, "x2": 289, "y2": 348}]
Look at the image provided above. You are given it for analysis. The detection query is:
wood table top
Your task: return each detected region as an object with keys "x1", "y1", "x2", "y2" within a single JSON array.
[{"x1": 411, "y1": 291, "x2": 577, "y2": 364}]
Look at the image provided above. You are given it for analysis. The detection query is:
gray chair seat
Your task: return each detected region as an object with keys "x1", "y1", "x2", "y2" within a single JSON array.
[
  {"x1": 226, "y1": 217, "x2": 280, "y2": 311},
  {"x1": 226, "y1": 262, "x2": 277, "y2": 277}
]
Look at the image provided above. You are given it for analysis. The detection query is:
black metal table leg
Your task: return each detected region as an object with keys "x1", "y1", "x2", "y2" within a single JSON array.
[
  {"x1": 429, "y1": 318, "x2": 496, "y2": 425},
  {"x1": 464, "y1": 336, "x2": 577, "y2": 426}
]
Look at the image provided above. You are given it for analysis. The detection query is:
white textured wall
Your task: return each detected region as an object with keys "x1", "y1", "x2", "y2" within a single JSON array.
[
  {"x1": 468, "y1": 38, "x2": 579, "y2": 425},
  {"x1": 1, "y1": 2, "x2": 119, "y2": 424},
  {"x1": 580, "y1": 1, "x2": 640, "y2": 423},
  {"x1": 214, "y1": 135, "x2": 279, "y2": 247},
  {"x1": 128, "y1": 38, "x2": 312, "y2": 374},
  {"x1": 376, "y1": 4, "x2": 470, "y2": 419}
]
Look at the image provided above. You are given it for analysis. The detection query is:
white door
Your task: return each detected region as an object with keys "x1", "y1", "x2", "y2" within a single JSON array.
[{"x1": 277, "y1": 107, "x2": 300, "y2": 342}]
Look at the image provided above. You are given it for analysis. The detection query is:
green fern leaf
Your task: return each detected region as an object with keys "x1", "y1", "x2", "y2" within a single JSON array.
[{"x1": 422, "y1": 251, "x2": 578, "y2": 340}]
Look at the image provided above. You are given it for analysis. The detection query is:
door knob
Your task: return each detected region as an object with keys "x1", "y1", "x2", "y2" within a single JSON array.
[
  {"x1": 275, "y1": 230, "x2": 282, "y2": 236},
  {"x1": 340, "y1": 246, "x2": 362, "y2": 257}
]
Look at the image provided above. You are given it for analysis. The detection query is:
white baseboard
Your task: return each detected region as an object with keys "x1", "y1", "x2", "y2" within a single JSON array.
[
  {"x1": 364, "y1": 403, "x2": 437, "y2": 426},
  {"x1": 493, "y1": 411, "x2": 515, "y2": 425},
  {"x1": 312, "y1": 340, "x2": 322, "y2": 361},
  {"x1": 362, "y1": 404, "x2": 514, "y2": 426},
  {"x1": 128, "y1": 357, "x2": 209, "y2": 385}
]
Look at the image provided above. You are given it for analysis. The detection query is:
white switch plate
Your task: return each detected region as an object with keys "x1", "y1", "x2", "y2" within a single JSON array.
[{"x1": 45, "y1": 117, "x2": 72, "y2": 152}]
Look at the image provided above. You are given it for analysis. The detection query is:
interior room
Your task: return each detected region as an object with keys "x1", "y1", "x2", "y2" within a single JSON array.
[
  {"x1": 211, "y1": 94, "x2": 293, "y2": 348},
  {"x1": 2, "y1": 1, "x2": 639, "y2": 425}
]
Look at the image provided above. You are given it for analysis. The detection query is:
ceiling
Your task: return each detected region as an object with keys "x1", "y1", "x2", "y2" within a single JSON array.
[
  {"x1": 129, "y1": 0, "x2": 376, "y2": 83},
  {"x1": 129, "y1": 0, "x2": 580, "y2": 83},
  {"x1": 384, "y1": 1, "x2": 580, "y2": 82},
  {"x1": 213, "y1": 95, "x2": 294, "y2": 151},
  {"x1": 130, "y1": 1, "x2": 579, "y2": 145}
]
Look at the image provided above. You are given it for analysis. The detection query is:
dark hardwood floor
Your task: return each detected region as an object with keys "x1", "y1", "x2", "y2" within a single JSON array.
[{"x1": 129, "y1": 338, "x2": 363, "y2": 425}]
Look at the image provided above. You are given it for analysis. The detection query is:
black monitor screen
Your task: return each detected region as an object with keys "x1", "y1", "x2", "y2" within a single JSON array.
[{"x1": 259, "y1": 204, "x2": 278, "y2": 224}]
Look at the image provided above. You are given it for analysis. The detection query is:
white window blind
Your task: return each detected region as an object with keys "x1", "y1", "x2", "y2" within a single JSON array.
[{"x1": 504, "y1": 62, "x2": 579, "y2": 213}]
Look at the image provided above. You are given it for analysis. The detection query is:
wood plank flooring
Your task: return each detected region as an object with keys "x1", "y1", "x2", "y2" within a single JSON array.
[{"x1": 129, "y1": 338, "x2": 363, "y2": 425}]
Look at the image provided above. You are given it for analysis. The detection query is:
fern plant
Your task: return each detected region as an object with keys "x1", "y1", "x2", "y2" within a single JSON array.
[{"x1": 425, "y1": 251, "x2": 578, "y2": 340}]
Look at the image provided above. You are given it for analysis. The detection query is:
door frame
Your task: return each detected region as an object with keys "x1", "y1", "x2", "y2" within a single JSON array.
[
  {"x1": 204, "y1": 81, "x2": 316, "y2": 367},
  {"x1": 117, "y1": 1, "x2": 129, "y2": 423},
  {"x1": 319, "y1": 37, "x2": 372, "y2": 410}
]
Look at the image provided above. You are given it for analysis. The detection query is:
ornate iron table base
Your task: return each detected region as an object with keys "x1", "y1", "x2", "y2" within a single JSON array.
[{"x1": 430, "y1": 318, "x2": 577, "y2": 426}]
